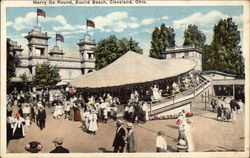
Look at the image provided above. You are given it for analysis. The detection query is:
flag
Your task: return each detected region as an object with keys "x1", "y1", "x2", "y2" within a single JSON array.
[
  {"x1": 56, "y1": 34, "x2": 64, "y2": 42},
  {"x1": 37, "y1": 9, "x2": 46, "y2": 18},
  {"x1": 87, "y1": 19, "x2": 95, "y2": 28}
]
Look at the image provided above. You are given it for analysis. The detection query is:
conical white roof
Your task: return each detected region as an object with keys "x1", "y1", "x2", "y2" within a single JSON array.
[{"x1": 70, "y1": 51, "x2": 196, "y2": 88}]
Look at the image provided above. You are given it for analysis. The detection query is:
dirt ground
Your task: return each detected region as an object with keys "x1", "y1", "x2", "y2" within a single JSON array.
[{"x1": 7, "y1": 95, "x2": 245, "y2": 153}]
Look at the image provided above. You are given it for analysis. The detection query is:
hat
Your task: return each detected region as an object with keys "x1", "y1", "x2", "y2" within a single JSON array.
[
  {"x1": 25, "y1": 141, "x2": 42, "y2": 153},
  {"x1": 125, "y1": 122, "x2": 134, "y2": 129},
  {"x1": 116, "y1": 120, "x2": 123, "y2": 125},
  {"x1": 157, "y1": 131, "x2": 165, "y2": 136},
  {"x1": 53, "y1": 137, "x2": 63, "y2": 144}
]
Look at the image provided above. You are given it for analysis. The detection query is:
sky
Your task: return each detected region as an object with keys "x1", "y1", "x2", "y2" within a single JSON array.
[{"x1": 6, "y1": 6, "x2": 243, "y2": 58}]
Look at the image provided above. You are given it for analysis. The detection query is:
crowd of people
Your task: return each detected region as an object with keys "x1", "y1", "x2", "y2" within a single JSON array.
[
  {"x1": 6, "y1": 86, "x2": 123, "y2": 140},
  {"x1": 6, "y1": 71, "x2": 200, "y2": 153},
  {"x1": 6, "y1": 91, "x2": 47, "y2": 143},
  {"x1": 210, "y1": 96, "x2": 244, "y2": 122},
  {"x1": 6, "y1": 85, "x2": 196, "y2": 153},
  {"x1": 124, "y1": 96, "x2": 149, "y2": 124}
]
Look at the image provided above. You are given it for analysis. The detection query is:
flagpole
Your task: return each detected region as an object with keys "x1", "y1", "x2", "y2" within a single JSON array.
[
  {"x1": 86, "y1": 18, "x2": 88, "y2": 35},
  {"x1": 55, "y1": 33, "x2": 57, "y2": 46},
  {"x1": 36, "y1": 8, "x2": 38, "y2": 26}
]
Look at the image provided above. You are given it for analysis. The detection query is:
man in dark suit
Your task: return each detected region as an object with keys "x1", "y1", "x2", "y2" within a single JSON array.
[
  {"x1": 230, "y1": 97, "x2": 236, "y2": 112},
  {"x1": 112, "y1": 120, "x2": 127, "y2": 153},
  {"x1": 37, "y1": 107, "x2": 46, "y2": 130},
  {"x1": 133, "y1": 103, "x2": 141, "y2": 124},
  {"x1": 230, "y1": 96, "x2": 237, "y2": 122},
  {"x1": 50, "y1": 137, "x2": 70, "y2": 153}
]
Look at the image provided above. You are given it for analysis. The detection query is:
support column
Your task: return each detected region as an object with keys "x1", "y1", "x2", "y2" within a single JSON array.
[
  {"x1": 32, "y1": 66, "x2": 36, "y2": 76},
  {"x1": 208, "y1": 90, "x2": 210, "y2": 103},
  {"x1": 205, "y1": 92, "x2": 207, "y2": 110},
  {"x1": 233, "y1": 85, "x2": 235, "y2": 98}
]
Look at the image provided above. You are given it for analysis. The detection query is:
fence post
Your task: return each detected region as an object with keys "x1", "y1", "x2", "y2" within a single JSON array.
[
  {"x1": 208, "y1": 90, "x2": 210, "y2": 104},
  {"x1": 173, "y1": 95, "x2": 175, "y2": 105},
  {"x1": 150, "y1": 101, "x2": 152, "y2": 114},
  {"x1": 205, "y1": 91, "x2": 207, "y2": 110},
  {"x1": 233, "y1": 85, "x2": 235, "y2": 99}
]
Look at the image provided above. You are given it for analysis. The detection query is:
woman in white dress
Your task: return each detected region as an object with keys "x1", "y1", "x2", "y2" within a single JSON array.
[
  {"x1": 142, "y1": 101, "x2": 149, "y2": 121},
  {"x1": 53, "y1": 103, "x2": 63, "y2": 119},
  {"x1": 84, "y1": 110, "x2": 90, "y2": 132},
  {"x1": 152, "y1": 85, "x2": 162, "y2": 101},
  {"x1": 88, "y1": 110, "x2": 98, "y2": 135},
  {"x1": 182, "y1": 118, "x2": 194, "y2": 152}
]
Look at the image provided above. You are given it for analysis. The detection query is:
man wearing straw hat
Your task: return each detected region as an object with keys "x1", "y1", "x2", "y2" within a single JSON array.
[
  {"x1": 112, "y1": 120, "x2": 127, "y2": 153},
  {"x1": 50, "y1": 137, "x2": 70, "y2": 153},
  {"x1": 125, "y1": 122, "x2": 137, "y2": 153},
  {"x1": 156, "y1": 131, "x2": 167, "y2": 152}
]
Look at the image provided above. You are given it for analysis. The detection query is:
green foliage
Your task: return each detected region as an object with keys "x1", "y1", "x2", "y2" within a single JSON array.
[
  {"x1": 183, "y1": 24, "x2": 206, "y2": 48},
  {"x1": 203, "y1": 17, "x2": 243, "y2": 76},
  {"x1": 19, "y1": 73, "x2": 28, "y2": 92},
  {"x1": 19, "y1": 73, "x2": 28, "y2": 82},
  {"x1": 150, "y1": 24, "x2": 175, "y2": 59},
  {"x1": 94, "y1": 35, "x2": 143, "y2": 70},
  {"x1": 7, "y1": 55, "x2": 21, "y2": 91},
  {"x1": 33, "y1": 64, "x2": 61, "y2": 88}
]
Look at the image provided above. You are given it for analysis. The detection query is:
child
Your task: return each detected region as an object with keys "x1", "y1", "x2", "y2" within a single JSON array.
[
  {"x1": 156, "y1": 131, "x2": 167, "y2": 152},
  {"x1": 25, "y1": 116, "x2": 31, "y2": 132}
]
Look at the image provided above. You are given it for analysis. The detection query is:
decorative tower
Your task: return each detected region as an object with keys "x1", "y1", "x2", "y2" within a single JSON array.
[
  {"x1": 77, "y1": 33, "x2": 96, "y2": 74},
  {"x1": 49, "y1": 45, "x2": 64, "y2": 58},
  {"x1": 24, "y1": 26, "x2": 51, "y2": 74},
  {"x1": 25, "y1": 26, "x2": 50, "y2": 57}
]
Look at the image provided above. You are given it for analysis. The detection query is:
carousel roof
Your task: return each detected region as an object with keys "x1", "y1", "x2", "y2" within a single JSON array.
[{"x1": 70, "y1": 51, "x2": 197, "y2": 88}]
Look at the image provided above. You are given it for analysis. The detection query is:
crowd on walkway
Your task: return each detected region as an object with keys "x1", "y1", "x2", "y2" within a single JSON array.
[
  {"x1": 6, "y1": 87, "x2": 122, "y2": 139},
  {"x1": 6, "y1": 81, "x2": 197, "y2": 153},
  {"x1": 210, "y1": 96, "x2": 244, "y2": 122}
]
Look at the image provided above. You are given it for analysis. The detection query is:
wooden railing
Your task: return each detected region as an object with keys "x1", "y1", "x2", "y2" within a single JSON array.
[{"x1": 149, "y1": 75, "x2": 211, "y2": 115}]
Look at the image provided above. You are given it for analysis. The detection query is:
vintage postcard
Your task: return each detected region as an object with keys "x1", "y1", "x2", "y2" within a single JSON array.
[{"x1": 1, "y1": 0, "x2": 249, "y2": 158}]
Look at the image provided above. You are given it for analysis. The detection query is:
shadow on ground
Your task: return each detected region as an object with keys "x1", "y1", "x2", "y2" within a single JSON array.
[{"x1": 98, "y1": 147, "x2": 113, "y2": 153}]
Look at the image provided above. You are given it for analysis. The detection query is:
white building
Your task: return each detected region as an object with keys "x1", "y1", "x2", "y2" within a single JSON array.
[
  {"x1": 15, "y1": 25, "x2": 96, "y2": 83},
  {"x1": 162, "y1": 45, "x2": 202, "y2": 71}
]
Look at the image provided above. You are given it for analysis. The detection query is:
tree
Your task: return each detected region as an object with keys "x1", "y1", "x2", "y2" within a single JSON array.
[
  {"x1": 94, "y1": 35, "x2": 143, "y2": 70},
  {"x1": 33, "y1": 64, "x2": 61, "y2": 88},
  {"x1": 203, "y1": 17, "x2": 243, "y2": 76},
  {"x1": 19, "y1": 73, "x2": 28, "y2": 92},
  {"x1": 7, "y1": 56, "x2": 20, "y2": 90},
  {"x1": 150, "y1": 24, "x2": 175, "y2": 59},
  {"x1": 183, "y1": 24, "x2": 206, "y2": 48}
]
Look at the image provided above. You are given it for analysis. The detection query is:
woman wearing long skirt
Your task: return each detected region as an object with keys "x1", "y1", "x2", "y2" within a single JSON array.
[
  {"x1": 183, "y1": 120, "x2": 194, "y2": 152},
  {"x1": 88, "y1": 110, "x2": 98, "y2": 135},
  {"x1": 84, "y1": 110, "x2": 90, "y2": 132},
  {"x1": 7, "y1": 116, "x2": 15, "y2": 143},
  {"x1": 74, "y1": 103, "x2": 81, "y2": 121},
  {"x1": 69, "y1": 104, "x2": 74, "y2": 121},
  {"x1": 12, "y1": 113, "x2": 25, "y2": 139}
]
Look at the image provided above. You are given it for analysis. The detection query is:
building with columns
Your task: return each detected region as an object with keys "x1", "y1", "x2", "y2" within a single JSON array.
[{"x1": 15, "y1": 25, "x2": 96, "y2": 83}]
